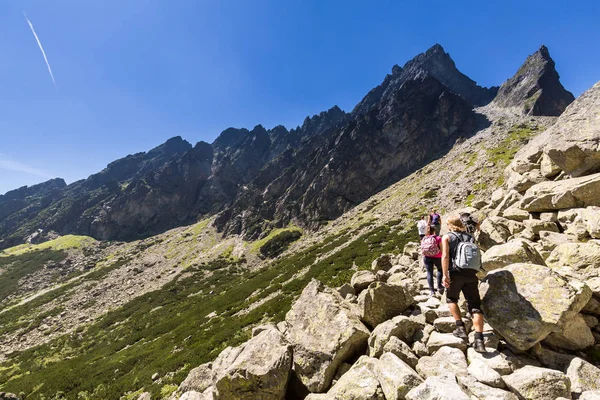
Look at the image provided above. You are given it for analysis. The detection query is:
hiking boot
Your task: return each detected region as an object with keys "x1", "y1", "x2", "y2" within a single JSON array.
[
  {"x1": 452, "y1": 326, "x2": 468, "y2": 341},
  {"x1": 473, "y1": 337, "x2": 486, "y2": 353}
]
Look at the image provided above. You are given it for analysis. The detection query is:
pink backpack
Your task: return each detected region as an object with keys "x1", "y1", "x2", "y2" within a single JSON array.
[{"x1": 421, "y1": 236, "x2": 440, "y2": 257}]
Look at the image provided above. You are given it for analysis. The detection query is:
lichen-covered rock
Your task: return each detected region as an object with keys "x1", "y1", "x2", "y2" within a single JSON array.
[
  {"x1": 325, "y1": 356, "x2": 384, "y2": 399},
  {"x1": 432, "y1": 316, "x2": 471, "y2": 334},
  {"x1": 368, "y1": 315, "x2": 421, "y2": 357},
  {"x1": 546, "y1": 242, "x2": 600, "y2": 279},
  {"x1": 179, "y1": 363, "x2": 213, "y2": 394},
  {"x1": 371, "y1": 254, "x2": 393, "y2": 272},
  {"x1": 522, "y1": 219, "x2": 559, "y2": 235},
  {"x1": 358, "y1": 282, "x2": 413, "y2": 328},
  {"x1": 480, "y1": 263, "x2": 592, "y2": 351},
  {"x1": 580, "y1": 390, "x2": 600, "y2": 400},
  {"x1": 566, "y1": 357, "x2": 600, "y2": 395},
  {"x1": 520, "y1": 172, "x2": 600, "y2": 212},
  {"x1": 405, "y1": 375, "x2": 470, "y2": 400},
  {"x1": 502, "y1": 207, "x2": 530, "y2": 222},
  {"x1": 467, "y1": 348, "x2": 512, "y2": 375},
  {"x1": 481, "y1": 239, "x2": 544, "y2": 275},
  {"x1": 381, "y1": 337, "x2": 419, "y2": 369},
  {"x1": 503, "y1": 366, "x2": 571, "y2": 400},
  {"x1": 539, "y1": 231, "x2": 571, "y2": 252},
  {"x1": 285, "y1": 280, "x2": 370, "y2": 393},
  {"x1": 544, "y1": 81, "x2": 600, "y2": 177},
  {"x1": 213, "y1": 326, "x2": 292, "y2": 400},
  {"x1": 416, "y1": 346, "x2": 467, "y2": 379},
  {"x1": 373, "y1": 353, "x2": 423, "y2": 400},
  {"x1": 351, "y1": 270, "x2": 377, "y2": 293},
  {"x1": 544, "y1": 313, "x2": 595, "y2": 350},
  {"x1": 468, "y1": 358, "x2": 505, "y2": 388},
  {"x1": 403, "y1": 242, "x2": 420, "y2": 260},
  {"x1": 479, "y1": 217, "x2": 512, "y2": 250},
  {"x1": 337, "y1": 283, "x2": 355, "y2": 298},
  {"x1": 426, "y1": 331, "x2": 467, "y2": 353},
  {"x1": 457, "y1": 375, "x2": 518, "y2": 400}
]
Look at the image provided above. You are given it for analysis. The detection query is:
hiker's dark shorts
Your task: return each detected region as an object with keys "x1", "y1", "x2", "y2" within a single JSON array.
[{"x1": 446, "y1": 271, "x2": 483, "y2": 315}]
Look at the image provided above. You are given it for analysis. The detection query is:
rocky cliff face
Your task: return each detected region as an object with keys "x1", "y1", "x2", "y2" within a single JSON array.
[
  {"x1": 0, "y1": 44, "x2": 573, "y2": 247},
  {"x1": 493, "y1": 45, "x2": 575, "y2": 116}
]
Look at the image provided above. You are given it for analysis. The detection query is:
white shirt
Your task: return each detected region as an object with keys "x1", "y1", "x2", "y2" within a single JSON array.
[{"x1": 417, "y1": 220, "x2": 427, "y2": 235}]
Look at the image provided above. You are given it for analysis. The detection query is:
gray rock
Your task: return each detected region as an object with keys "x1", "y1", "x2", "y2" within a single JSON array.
[
  {"x1": 403, "y1": 242, "x2": 420, "y2": 260},
  {"x1": 137, "y1": 393, "x2": 152, "y2": 400},
  {"x1": 467, "y1": 348, "x2": 512, "y2": 375},
  {"x1": 480, "y1": 263, "x2": 592, "y2": 351},
  {"x1": 325, "y1": 356, "x2": 384, "y2": 399},
  {"x1": 179, "y1": 391, "x2": 202, "y2": 400},
  {"x1": 368, "y1": 315, "x2": 421, "y2": 357},
  {"x1": 540, "y1": 153, "x2": 562, "y2": 178},
  {"x1": 406, "y1": 375, "x2": 470, "y2": 400},
  {"x1": 374, "y1": 353, "x2": 423, "y2": 400},
  {"x1": 457, "y1": 375, "x2": 519, "y2": 400},
  {"x1": 583, "y1": 297, "x2": 600, "y2": 316},
  {"x1": 285, "y1": 280, "x2": 370, "y2": 392},
  {"x1": 433, "y1": 316, "x2": 471, "y2": 334},
  {"x1": 381, "y1": 337, "x2": 419, "y2": 369},
  {"x1": 426, "y1": 331, "x2": 468, "y2": 353},
  {"x1": 539, "y1": 231, "x2": 571, "y2": 252},
  {"x1": 416, "y1": 346, "x2": 468, "y2": 379},
  {"x1": 583, "y1": 314, "x2": 599, "y2": 328},
  {"x1": 546, "y1": 242, "x2": 600, "y2": 279},
  {"x1": 337, "y1": 283, "x2": 355, "y2": 298},
  {"x1": 479, "y1": 217, "x2": 512, "y2": 250},
  {"x1": 358, "y1": 282, "x2": 413, "y2": 328},
  {"x1": 580, "y1": 391, "x2": 600, "y2": 400},
  {"x1": 544, "y1": 313, "x2": 595, "y2": 350},
  {"x1": 351, "y1": 270, "x2": 377, "y2": 293},
  {"x1": 544, "y1": 81, "x2": 600, "y2": 177},
  {"x1": 522, "y1": 219, "x2": 560, "y2": 235},
  {"x1": 520, "y1": 172, "x2": 600, "y2": 212},
  {"x1": 179, "y1": 363, "x2": 213, "y2": 393},
  {"x1": 213, "y1": 326, "x2": 292, "y2": 400},
  {"x1": 502, "y1": 207, "x2": 530, "y2": 222},
  {"x1": 481, "y1": 239, "x2": 545, "y2": 276},
  {"x1": 468, "y1": 358, "x2": 505, "y2": 388},
  {"x1": 566, "y1": 357, "x2": 600, "y2": 394},
  {"x1": 529, "y1": 343, "x2": 575, "y2": 371},
  {"x1": 503, "y1": 365, "x2": 571, "y2": 400},
  {"x1": 371, "y1": 254, "x2": 393, "y2": 272}
]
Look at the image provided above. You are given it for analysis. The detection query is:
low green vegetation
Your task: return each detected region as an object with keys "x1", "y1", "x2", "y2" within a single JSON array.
[
  {"x1": 0, "y1": 249, "x2": 67, "y2": 303},
  {"x1": 0, "y1": 221, "x2": 418, "y2": 399},
  {"x1": 486, "y1": 124, "x2": 541, "y2": 167},
  {"x1": 250, "y1": 226, "x2": 303, "y2": 252},
  {"x1": 259, "y1": 229, "x2": 302, "y2": 258},
  {"x1": 1, "y1": 235, "x2": 96, "y2": 257}
]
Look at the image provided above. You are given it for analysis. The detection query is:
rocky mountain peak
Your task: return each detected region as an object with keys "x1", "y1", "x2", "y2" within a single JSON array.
[
  {"x1": 352, "y1": 44, "x2": 497, "y2": 116},
  {"x1": 492, "y1": 45, "x2": 575, "y2": 116}
]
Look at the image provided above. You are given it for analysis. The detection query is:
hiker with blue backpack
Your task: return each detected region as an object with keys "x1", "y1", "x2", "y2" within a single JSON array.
[
  {"x1": 441, "y1": 214, "x2": 486, "y2": 353},
  {"x1": 420, "y1": 225, "x2": 444, "y2": 297}
]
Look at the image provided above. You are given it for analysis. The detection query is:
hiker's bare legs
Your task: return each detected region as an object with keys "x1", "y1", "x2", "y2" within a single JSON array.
[
  {"x1": 449, "y1": 302, "x2": 462, "y2": 321},
  {"x1": 472, "y1": 312, "x2": 484, "y2": 333}
]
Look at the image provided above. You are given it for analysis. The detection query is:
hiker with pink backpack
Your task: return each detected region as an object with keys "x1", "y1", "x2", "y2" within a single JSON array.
[{"x1": 421, "y1": 225, "x2": 444, "y2": 296}]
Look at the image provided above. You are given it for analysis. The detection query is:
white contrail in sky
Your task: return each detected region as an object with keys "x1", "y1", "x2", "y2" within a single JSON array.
[{"x1": 23, "y1": 12, "x2": 57, "y2": 88}]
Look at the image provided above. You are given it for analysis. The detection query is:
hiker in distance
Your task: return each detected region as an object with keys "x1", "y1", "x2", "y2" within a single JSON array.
[
  {"x1": 441, "y1": 215, "x2": 486, "y2": 353},
  {"x1": 428, "y1": 209, "x2": 441, "y2": 232},
  {"x1": 421, "y1": 225, "x2": 443, "y2": 297},
  {"x1": 417, "y1": 215, "x2": 428, "y2": 240}
]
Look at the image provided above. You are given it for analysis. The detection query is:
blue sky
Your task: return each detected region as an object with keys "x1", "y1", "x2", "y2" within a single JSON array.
[{"x1": 1, "y1": 0, "x2": 599, "y2": 194}]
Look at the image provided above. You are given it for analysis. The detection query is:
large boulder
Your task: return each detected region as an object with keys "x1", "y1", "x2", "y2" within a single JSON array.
[
  {"x1": 467, "y1": 358, "x2": 505, "y2": 389},
  {"x1": 285, "y1": 280, "x2": 370, "y2": 392},
  {"x1": 415, "y1": 346, "x2": 467, "y2": 379},
  {"x1": 544, "y1": 313, "x2": 595, "y2": 350},
  {"x1": 480, "y1": 263, "x2": 592, "y2": 351},
  {"x1": 503, "y1": 366, "x2": 571, "y2": 400},
  {"x1": 481, "y1": 239, "x2": 545, "y2": 274},
  {"x1": 405, "y1": 375, "x2": 470, "y2": 400},
  {"x1": 543, "y1": 81, "x2": 600, "y2": 177},
  {"x1": 368, "y1": 315, "x2": 421, "y2": 357},
  {"x1": 520, "y1": 172, "x2": 600, "y2": 212},
  {"x1": 426, "y1": 331, "x2": 468, "y2": 353},
  {"x1": 546, "y1": 242, "x2": 600, "y2": 279},
  {"x1": 213, "y1": 326, "x2": 292, "y2": 400},
  {"x1": 373, "y1": 353, "x2": 423, "y2": 400},
  {"x1": 324, "y1": 356, "x2": 385, "y2": 399},
  {"x1": 358, "y1": 282, "x2": 413, "y2": 328},
  {"x1": 467, "y1": 348, "x2": 512, "y2": 376},
  {"x1": 478, "y1": 217, "x2": 512, "y2": 250},
  {"x1": 381, "y1": 337, "x2": 419, "y2": 369},
  {"x1": 566, "y1": 357, "x2": 600, "y2": 395},
  {"x1": 403, "y1": 242, "x2": 420, "y2": 260}
]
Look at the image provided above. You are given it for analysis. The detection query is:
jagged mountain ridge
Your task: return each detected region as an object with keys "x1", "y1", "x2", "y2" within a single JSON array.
[{"x1": 0, "y1": 44, "x2": 573, "y2": 247}]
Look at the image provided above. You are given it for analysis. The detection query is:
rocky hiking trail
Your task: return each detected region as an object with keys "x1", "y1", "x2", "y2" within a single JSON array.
[
  {"x1": 0, "y1": 46, "x2": 598, "y2": 399},
  {"x1": 157, "y1": 82, "x2": 600, "y2": 400}
]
